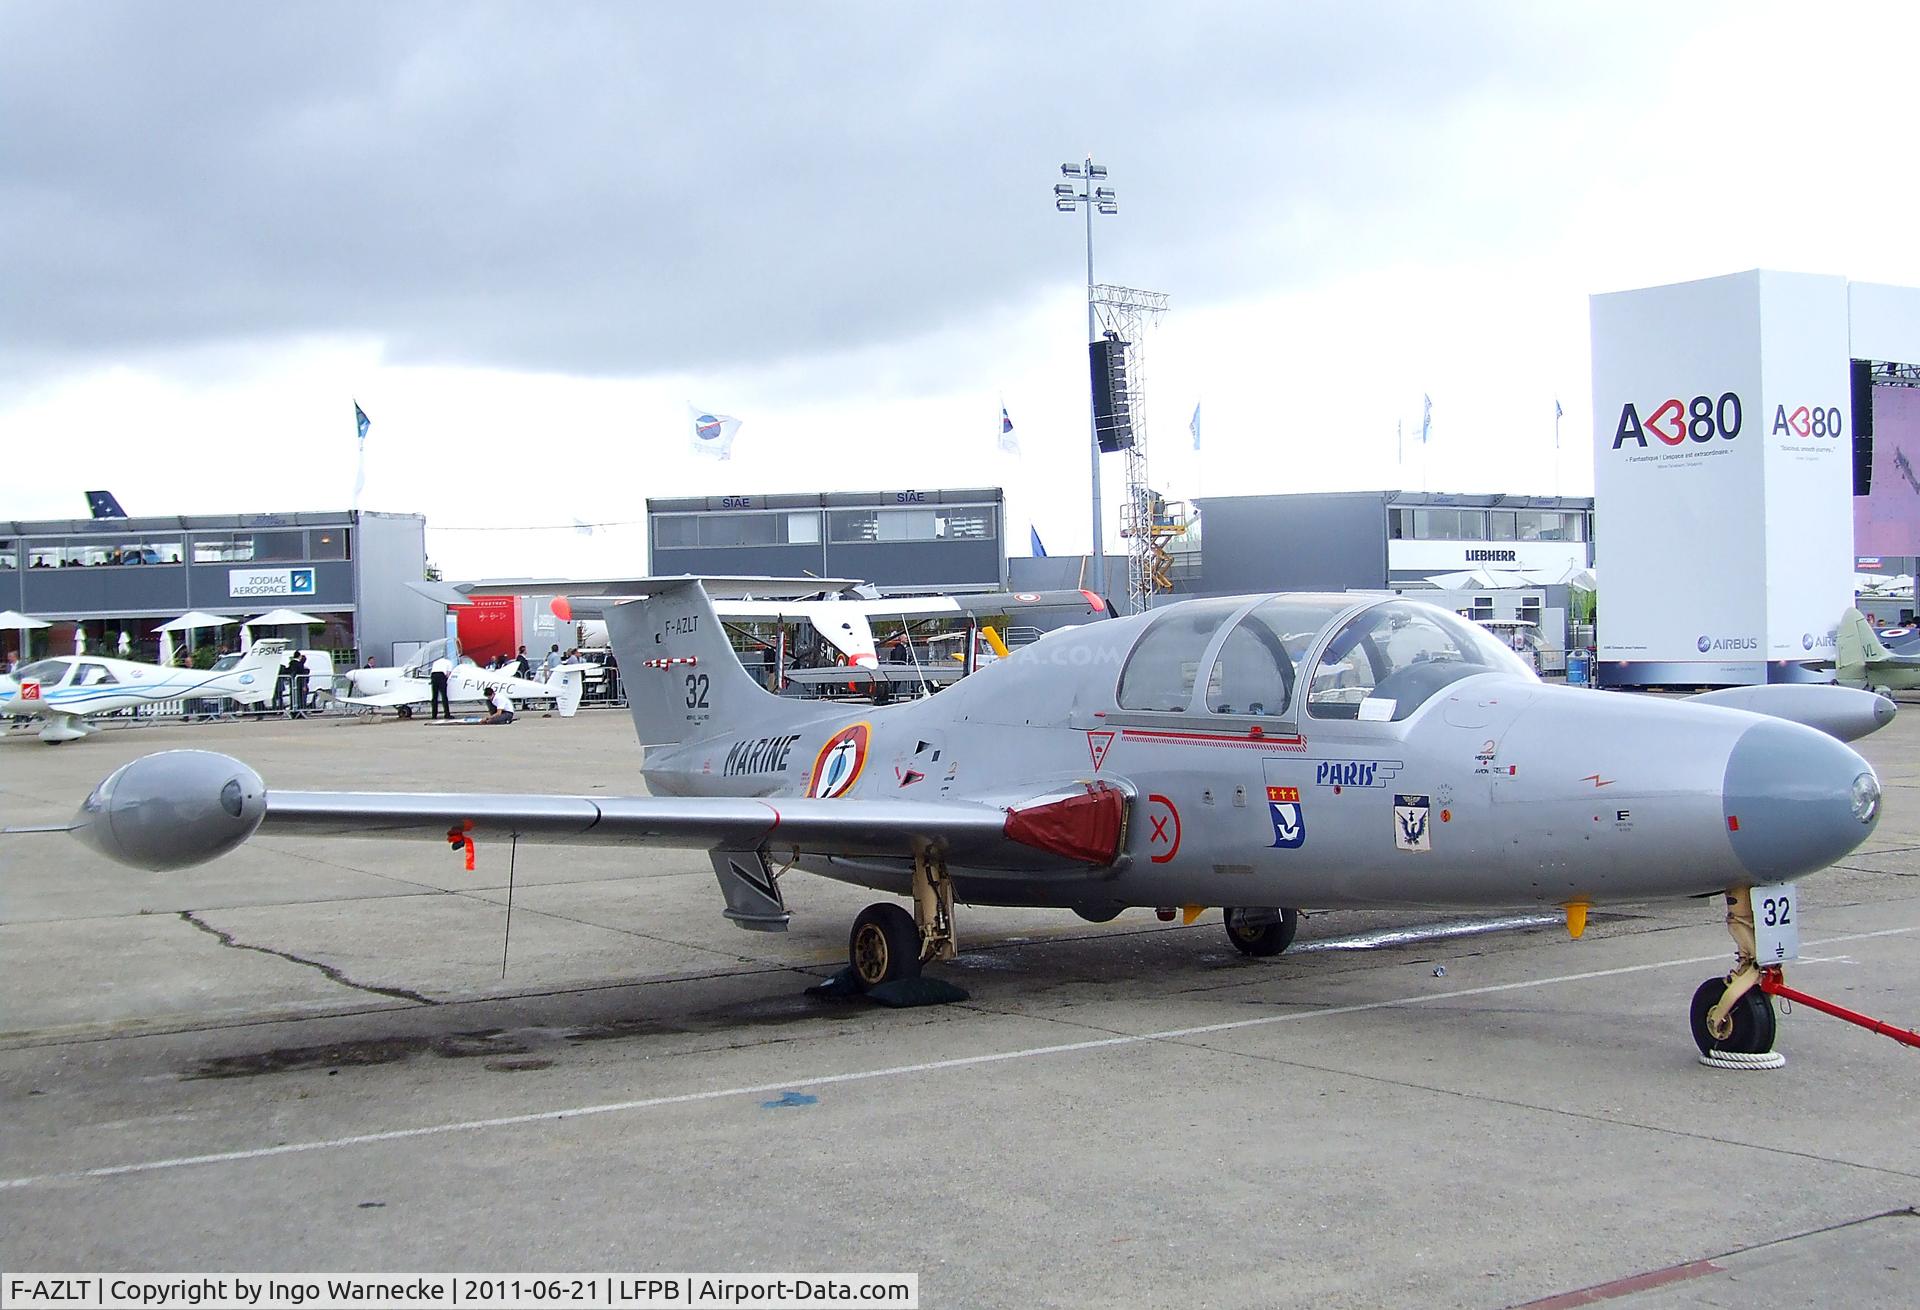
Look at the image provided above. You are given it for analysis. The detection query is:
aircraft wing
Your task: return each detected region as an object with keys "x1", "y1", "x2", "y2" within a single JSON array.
[
  {"x1": 338, "y1": 688, "x2": 428, "y2": 708},
  {"x1": 260, "y1": 791, "x2": 1022, "y2": 861},
  {"x1": 782, "y1": 665, "x2": 964, "y2": 688},
  {"x1": 65, "y1": 752, "x2": 1130, "y2": 872}
]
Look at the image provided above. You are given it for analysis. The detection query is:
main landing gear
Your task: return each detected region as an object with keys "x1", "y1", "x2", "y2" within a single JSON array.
[
  {"x1": 1224, "y1": 906, "x2": 1300, "y2": 957},
  {"x1": 1691, "y1": 886, "x2": 1780, "y2": 1061},
  {"x1": 847, "y1": 846, "x2": 958, "y2": 990}
]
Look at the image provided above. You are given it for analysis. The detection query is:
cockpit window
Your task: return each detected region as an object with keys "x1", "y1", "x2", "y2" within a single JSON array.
[
  {"x1": 73, "y1": 662, "x2": 118, "y2": 687},
  {"x1": 1115, "y1": 598, "x2": 1246, "y2": 713},
  {"x1": 12, "y1": 659, "x2": 69, "y2": 685},
  {"x1": 1205, "y1": 597, "x2": 1351, "y2": 717},
  {"x1": 1307, "y1": 601, "x2": 1533, "y2": 722},
  {"x1": 404, "y1": 637, "x2": 463, "y2": 676}
]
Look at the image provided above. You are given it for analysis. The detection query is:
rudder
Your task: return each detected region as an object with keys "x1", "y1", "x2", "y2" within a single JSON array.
[
  {"x1": 1836, "y1": 607, "x2": 1887, "y2": 683},
  {"x1": 605, "y1": 581, "x2": 789, "y2": 747}
]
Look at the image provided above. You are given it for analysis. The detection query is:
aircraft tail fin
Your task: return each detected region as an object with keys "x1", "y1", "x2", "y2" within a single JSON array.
[
  {"x1": 224, "y1": 641, "x2": 288, "y2": 705},
  {"x1": 85, "y1": 490, "x2": 128, "y2": 519},
  {"x1": 605, "y1": 580, "x2": 797, "y2": 747},
  {"x1": 550, "y1": 666, "x2": 585, "y2": 717},
  {"x1": 1836, "y1": 608, "x2": 1887, "y2": 681}
]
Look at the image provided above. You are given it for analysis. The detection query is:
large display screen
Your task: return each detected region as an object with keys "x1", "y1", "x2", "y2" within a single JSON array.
[{"x1": 1854, "y1": 384, "x2": 1920, "y2": 556}]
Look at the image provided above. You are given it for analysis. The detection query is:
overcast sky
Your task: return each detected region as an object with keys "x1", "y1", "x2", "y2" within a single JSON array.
[{"x1": 6, "y1": 2, "x2": 1920, "y2": 578}]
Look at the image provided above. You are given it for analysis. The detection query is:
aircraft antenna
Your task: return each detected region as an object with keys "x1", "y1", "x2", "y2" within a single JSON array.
[
  {"x1": 1092, "y1": 284, "x2": 1186, "y2": 612},
  {"x1": 500, "y1": 833, "x2": 520, "y2": 979}
]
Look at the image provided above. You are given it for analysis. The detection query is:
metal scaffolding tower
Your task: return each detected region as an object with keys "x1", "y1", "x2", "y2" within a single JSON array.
[{"x1": 1092, "y1": 284, "x2": 1185, "y2": 612}]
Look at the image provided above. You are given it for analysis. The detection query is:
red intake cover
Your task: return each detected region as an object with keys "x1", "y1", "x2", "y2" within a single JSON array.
[{"x1": 1004, "y1": 783, "x2": 1126, "y2": 865}]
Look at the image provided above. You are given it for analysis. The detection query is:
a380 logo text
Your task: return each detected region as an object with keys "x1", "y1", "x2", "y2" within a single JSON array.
[{"x1": 1613, "y1": 393, "x2": 1742, "y2": 449}]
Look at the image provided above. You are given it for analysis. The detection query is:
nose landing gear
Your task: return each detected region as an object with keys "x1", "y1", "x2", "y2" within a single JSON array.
[
  {"x1": 1224, "y1": 906, "x2": 1300, "y2": 957},
  {"x1": 1692, "y1": 887, "x2": 1781, "y2": 1067}
]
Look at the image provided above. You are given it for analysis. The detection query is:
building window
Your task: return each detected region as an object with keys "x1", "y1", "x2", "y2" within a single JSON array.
[
  {"x1": 1393, "y1": 508, "x2": 1490, "y2": 540},
  {"x1": 654, "y1": 516, "x2": 698, "y2": 549},
  {"x1": 1514, "y1": 511, "x2": 1585, "y2": 542},
  {"x1": 787, "y1": 512, "x2": 821, "y2": 545},
  {"x1": 0, "y1": 539, "x2": 14, "y2": 569},
  {"x1": 308, "y1": 528, "x2": 350, "y2": 560},
  {"x1": 252, "y1": 530, "x2": 306, "y2": 561},
  {"x1": 1487, "y1": 511, "x2": 1516, "y2": 541},
  {"x1": 937, "y1": 507, "x2": 994, "y2": 539},
  {"x1": 830, "y1": 510, "x2": 880, "y2": 542},
  {"x1": 829, "y1": 505, "x2": 996, "y2": 544},
  {"x1": 699, "y1": 513, "x2": 779, "y2": 547},
  {"x1": 193, "y1": 534, "x2": 254, "y2": 563},
  {"x1": 28, "y1": 542, "x2": 63, "y2": 569}
]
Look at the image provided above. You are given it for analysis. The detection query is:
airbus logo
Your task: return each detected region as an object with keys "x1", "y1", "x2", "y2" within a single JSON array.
[{"x1": 1696, "y1": 634, "x2": 1758, "y2": 653}]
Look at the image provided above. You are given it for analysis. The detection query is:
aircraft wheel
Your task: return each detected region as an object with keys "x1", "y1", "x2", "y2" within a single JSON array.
[
  {"x1": 1688, "y1": 977, "x2": 1777, "y2": 1055},
  {"x1": 849, "y1": 902, "x2": 923, "y2": 989},
  {"x1": 1874, "y1": 685, "x2": 1894, "y2": 700},
  {"x1": 1224, "y1": 906, "x2": 1299, "y2": 957}
]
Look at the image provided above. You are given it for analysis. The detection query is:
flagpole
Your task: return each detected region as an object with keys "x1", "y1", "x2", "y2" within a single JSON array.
[{"x1": 1553, "y1": 399, "x2": 1563, "y2": 498}]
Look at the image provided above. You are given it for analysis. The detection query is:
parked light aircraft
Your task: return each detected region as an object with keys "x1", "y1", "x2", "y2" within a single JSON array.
[
  {"x1": 340, "y1": 639, "x2": 585, "y2": 718},
  {"x1": 0, "y1": 642, "x2": 289, "y2": 743},
  {"x1": 564, "y1": 587, "x2": 1103, "y2": 669},
  {"x1": 28, "y1": 583, "x2": 1896, "y2": 1058},
  {"x1": 1833, "y1": 608, "x2": 1920, "y2": 695}
]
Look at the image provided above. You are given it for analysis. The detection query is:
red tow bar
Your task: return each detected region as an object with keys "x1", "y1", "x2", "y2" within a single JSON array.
[{"x1": 1758, "y1": 968, "x2": 1920, "y2": 1049}]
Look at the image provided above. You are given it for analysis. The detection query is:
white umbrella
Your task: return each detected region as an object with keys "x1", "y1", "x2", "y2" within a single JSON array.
[
  {"x1": 0, "y1": 609, "x2": 50, "y2": 669},
  {"x1": 242, "y1": 608, "x2": 324, "y2": 656},
  {"x1": 157, "y1": 610, "x2": 237, "y2": 667},
  {"x1": 117, "y1": 631, "x2": 131, "y2": 657},
  {"x1": 248, "y1": 608, "x2": 325, "y2": 627}
]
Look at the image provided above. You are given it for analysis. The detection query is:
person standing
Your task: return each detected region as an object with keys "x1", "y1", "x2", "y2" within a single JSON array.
[
  {"x1": 514, "y1": 645, "x2": 532, "y2": 679},
  {"x1": 429, "y1": 651, "x2": 454, "y2": 720},
  {"x1": 285, "y1": 650, "x2": 311, "y2": 718},
  {"x1": 543, "y1": 643, "x2": 561, "y2": 679}
]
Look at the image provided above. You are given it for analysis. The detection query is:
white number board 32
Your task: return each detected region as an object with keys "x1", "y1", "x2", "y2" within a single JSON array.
[{"x1": 1752, "y1": 882, "x2": 1799, "y2": 964}]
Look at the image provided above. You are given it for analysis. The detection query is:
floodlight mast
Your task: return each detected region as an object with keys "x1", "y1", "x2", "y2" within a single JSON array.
[{"x1": 1056, "y1": 156, "x2": 1117, "y2": 602}]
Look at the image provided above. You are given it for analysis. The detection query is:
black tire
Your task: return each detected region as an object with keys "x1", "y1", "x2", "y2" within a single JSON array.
[
  {"x1": 1688, "y1": 976, "x2": 1777, "y2": 1055},
  {"x1": 1224, "y1": 906, "x2": 1300, "y2": 957},
  {"x1": 849, "y1": 902, "x2": 923, "y2": 989}
]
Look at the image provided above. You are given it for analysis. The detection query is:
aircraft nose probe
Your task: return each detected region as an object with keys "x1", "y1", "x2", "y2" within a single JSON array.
[{"x1": 1698, "y1": 719, "x2": 1883, "y2": 1058}]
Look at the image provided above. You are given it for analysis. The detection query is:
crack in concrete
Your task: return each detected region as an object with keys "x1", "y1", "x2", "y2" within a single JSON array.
[{"x1": 178, "y1": 911, "x2": 438, "y2": 1007}]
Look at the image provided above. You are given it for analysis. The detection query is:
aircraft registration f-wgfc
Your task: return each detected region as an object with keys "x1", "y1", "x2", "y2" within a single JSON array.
[{"x1": 20, "y1": 582, "x2": 1897, "y2": 1059}]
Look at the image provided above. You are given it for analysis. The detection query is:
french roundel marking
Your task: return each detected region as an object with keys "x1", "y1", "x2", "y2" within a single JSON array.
[
  {"x1": 807, "y1": 722, "x2": 872, "y2": 798},
  {"x1": 696, "y1": 415, "x2": 723, "y2": 442}
]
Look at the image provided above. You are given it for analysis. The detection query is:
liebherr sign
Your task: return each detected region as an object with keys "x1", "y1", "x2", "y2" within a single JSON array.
[{"x1": 1591, "y1": 270, "x2": 1851, "y2": 685}]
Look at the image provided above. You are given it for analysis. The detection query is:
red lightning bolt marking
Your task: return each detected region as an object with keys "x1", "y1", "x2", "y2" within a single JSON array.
[{"x1": 1582, "y1": 774, "x2": 1614, "y2": 787}]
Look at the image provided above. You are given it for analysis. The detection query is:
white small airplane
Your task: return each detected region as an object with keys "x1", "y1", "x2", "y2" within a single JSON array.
[
  {"x1": 0, "y1": 642, "x2": 290, "y2": 743},
  {"x1": 339, "y1": 639, "x2": 585, "y2": 718},
  {"x1": 564, "y1": 586, "x2": 1102, "y2": 668}
]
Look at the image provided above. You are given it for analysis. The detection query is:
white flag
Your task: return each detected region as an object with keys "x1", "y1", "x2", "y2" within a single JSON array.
[
  {"x1": 688, "y1": 405, "x2": 741, "y2": 460},
  {"x1": 1189, "y1": 402, "x2": 1202, "y2": 451}
]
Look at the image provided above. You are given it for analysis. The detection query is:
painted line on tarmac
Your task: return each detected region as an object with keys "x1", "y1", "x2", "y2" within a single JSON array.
[{"x1": 4, "y1": 924, "x2": 1915, "y2": 1191}]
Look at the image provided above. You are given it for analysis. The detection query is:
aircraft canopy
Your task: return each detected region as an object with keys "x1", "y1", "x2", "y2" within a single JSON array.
[{"x1": 1115, "y1": 594, "x2": 1533, "y2": 722}]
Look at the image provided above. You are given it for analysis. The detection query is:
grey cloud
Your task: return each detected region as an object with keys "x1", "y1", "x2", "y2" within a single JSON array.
[{"x1": 0, "y1": 2, "x2": 1712, "y2": 382}]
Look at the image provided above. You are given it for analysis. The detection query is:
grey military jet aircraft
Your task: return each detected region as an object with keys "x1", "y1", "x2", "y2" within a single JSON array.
[{"x1": 34, "y1": 582, "x2": 1891, "y2": 1059}]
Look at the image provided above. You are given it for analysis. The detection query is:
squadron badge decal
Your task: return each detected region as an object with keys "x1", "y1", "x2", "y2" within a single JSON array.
[
  {"x1": 1266, "y1": 786, "x2": 1306, "y2": 848},
  {"x1": 1393, "y1": 793, "x2": 1432, "y2": 853},
  {"x1": 807, "y1": 722, "x2": 872, "y2": 799}
]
